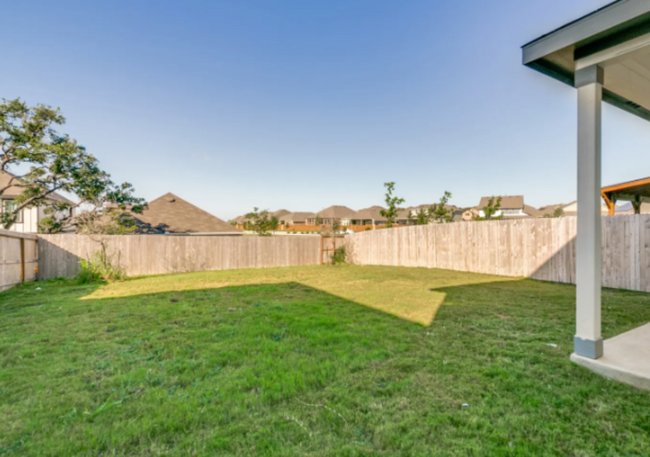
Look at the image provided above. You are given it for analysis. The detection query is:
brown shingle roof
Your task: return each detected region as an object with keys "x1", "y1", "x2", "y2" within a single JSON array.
[
  {"x1": 537, "y1": 204, "x2": 565, "y2": 216},
  {"x1": 396, "y1": 208, "x2": 412, "y2": 220},
  {"x1": 283, "y1": 212, "x2": 316, "y2": 222},
  {"x1": 271, "y1": 209, "x2": 291, "y2": 218},
  {"x1": 353, "y1": 206, "x2": 386, "y2": 220},
  {"x1": 133, "y1": 192, "x2": 240, "y2": 234},
  {"x1": 317, "y1": 205, "x2": 357, "y2": 219},
  {"x1": 478, "y1": 195, "x2": 524, "y2": 210},
  {"x1": 523, "y1": 205, "x2": 543, "y2": 218}
]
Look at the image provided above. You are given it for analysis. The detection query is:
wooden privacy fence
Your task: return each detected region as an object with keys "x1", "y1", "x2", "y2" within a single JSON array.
[
  {"x1": 0, "y1": 229, "x2": 38, "y2": 291},
  {"x1": 345, "y1": 215, "x2": 650, "y2": 293},
  {"x1": 38, "y1": 234, "x2": 321, "y2": 280}
]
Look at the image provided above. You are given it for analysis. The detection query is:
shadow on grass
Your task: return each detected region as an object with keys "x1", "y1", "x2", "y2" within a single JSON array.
[
  {"x1": 4, "y1": 276, "x2": 650, "y2": 455},
  {"x1": 77, "y1": 268, "x2": 518, "y2": 326}
]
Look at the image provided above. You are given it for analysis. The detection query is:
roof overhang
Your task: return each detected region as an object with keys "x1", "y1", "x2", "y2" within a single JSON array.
[
  {"x1": 522, "y1": 0, "x2": 650, "y2": 122},
  {"x1": 602, "y1": 176, "x2": 650, "y2": 202}
]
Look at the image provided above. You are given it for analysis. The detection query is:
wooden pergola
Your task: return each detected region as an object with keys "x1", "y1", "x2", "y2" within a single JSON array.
[{"x1": 602, "y1": 177, "x2": 650, "y2": 215}]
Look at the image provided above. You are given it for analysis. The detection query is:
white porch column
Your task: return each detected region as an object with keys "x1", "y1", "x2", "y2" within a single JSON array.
[{"x1": 574, "y1": 65, "x2": 604, "y2": 359}]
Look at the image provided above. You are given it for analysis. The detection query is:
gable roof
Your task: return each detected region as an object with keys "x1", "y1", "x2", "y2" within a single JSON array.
[
  {"x1": 283, "y1": 212, "x2": 316, "y2": 221},
  {"x1": 353, "y1": 206, "x2": 386, "y2": 220},
  {"x1": 0, "y1": 170, "x2": 73, "y2": 204},
  {"x1": 133, "y1": 192, "x2": 240, "y2": 234},
  {"x1": 523, "y1": 205, "x2": 543, "y2": 218},
  {"x1": 396, "y1": 208, "x2": 412, "y2": 220},
  {"x1": 537, "y1": 203, "x2": 566, "y2": 215},
  {"x1": 271, "y1": 209, "x2": 291, "y2": 219},
  {"x1": 478, "y1": 195, "x2": 524, "y2": 210},
  {"x1": 317, "y1": 205, "x2": 357, "y2": 219}
]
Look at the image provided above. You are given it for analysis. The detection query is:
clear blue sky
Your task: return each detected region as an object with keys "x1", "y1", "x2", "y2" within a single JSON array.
[{"x1": 4, "y1": 0, "x2": 650, "y2": 219}]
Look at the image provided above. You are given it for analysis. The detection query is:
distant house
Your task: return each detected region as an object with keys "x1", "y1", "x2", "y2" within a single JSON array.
[
  {"x1": 278, "y1": 212, "x2": 316, "y2": 226},
  {"x1": 561, "y1": 201, "x2": 611, "y2": 217},
  {"x1": 617, "y1": 202, "x2": 650, "y2": 215},
  {"x1": 461, "y1": 208, "x2": 478, "y2": 221},
  {"x1": 230, "y1": 214, "x2": 248, "y2": 226},
  {"x1": 132, "y1": 192, "x2": 242, "y2": 235},
  {"x1": 0, "y1": 170, "x2": 73, "y2": 233},
  {"x1": 408, "y1": 203, "x2": 459, "y2": 223},
  {"x1": 537, "y1": 204, "x2": 565, "y2": 217},
  {"x1": 351, "y1": 206, "x2": 387, "y2": 226},
  {"x1": 477, "y1": 196, "x2": 540, "y2": 218},
  {"x1": 271, "y1": 209, "x2": 291, "y2": 220},
  {"x1": 393, "y1": 207, "x2": 414, "y2": 225},
  {"x1": 307, "y1": 205, "x2": 357, "y2": 226}
]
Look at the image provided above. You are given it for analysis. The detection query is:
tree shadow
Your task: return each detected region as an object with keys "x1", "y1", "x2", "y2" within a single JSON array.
[
  {"x1": 5, "y1": 277, "x2": 650, "y2": 455},
  {"x1": 79, "y1": 269, "x2": 517, "y2": 326}
]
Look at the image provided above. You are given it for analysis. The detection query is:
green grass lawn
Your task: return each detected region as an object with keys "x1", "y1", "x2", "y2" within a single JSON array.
[{"x1": 2, "y1": 265, "x2": 650, "y2": 456}]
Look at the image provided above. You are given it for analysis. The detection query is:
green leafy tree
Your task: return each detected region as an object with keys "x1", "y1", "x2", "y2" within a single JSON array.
[
  {"x1": 269, "y1": 216, "x2": 279, "y2": 231},
  {"x1": 428, "y1": 191, "x2": 453, "y2": 223},
  {"x1": 0, "y1": 98, "x2": 145, "y2": 232},
  {"x1": 474, "y1": 196, "x2": 503, "y2": 221},
  {"x1": 411, "y1": 191, "x2": 454, "y2": 225},
  {"x1": 245, "y1": 207, "x2": 276, "y2": 236},
  {"x1": 380, "y1": 182, "x2": 405, "y2": 228},
  {"x1": 414, "y1": 208, "x2": 429, "y2": 225},
  {"x1": 314, "y1": 215, "x2": 323, "y2": 226}
]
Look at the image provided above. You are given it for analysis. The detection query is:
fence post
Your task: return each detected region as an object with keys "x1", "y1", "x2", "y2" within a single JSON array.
[{"x1": 20, "y1": 238, "x2": 25, "y2": 283}]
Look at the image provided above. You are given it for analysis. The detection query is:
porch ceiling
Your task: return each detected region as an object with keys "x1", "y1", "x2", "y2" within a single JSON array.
[{"x1": 522, "y1": 0, "x2": 650, "y2": 121}]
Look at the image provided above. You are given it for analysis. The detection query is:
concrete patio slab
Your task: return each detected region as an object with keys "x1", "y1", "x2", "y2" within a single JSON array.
[{"x1": 571, "y1": 322, "x2": 650, "y2": 392}]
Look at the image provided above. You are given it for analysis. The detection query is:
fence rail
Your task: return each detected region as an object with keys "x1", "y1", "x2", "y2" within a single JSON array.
[
  {"x1": 37, "y1": 234, "x2": 321, "y2": 280},
  {"x1": 345, "y1": 215, "x2": 650, "y2": 293},
  {"x1": 0, "y1": 229, "x2": 38, "y2": 291}
]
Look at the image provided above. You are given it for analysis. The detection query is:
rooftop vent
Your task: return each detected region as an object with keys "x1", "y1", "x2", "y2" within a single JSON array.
[{"x1": 167, "y1": 197, "x2": 175, "y2": 202}]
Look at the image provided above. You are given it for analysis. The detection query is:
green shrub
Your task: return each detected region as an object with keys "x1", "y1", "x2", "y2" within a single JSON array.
[
  {"x1": 331, "y1": 245, "x2": 347, "y2": 265},
  {"x1": 77, "y1": 243, "x2": 126, "y2": 284}
]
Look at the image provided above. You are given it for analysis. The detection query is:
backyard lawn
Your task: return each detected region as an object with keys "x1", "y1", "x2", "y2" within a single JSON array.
[{"x1": 2, "y1": 265, "x2": 650, "y2": 456}]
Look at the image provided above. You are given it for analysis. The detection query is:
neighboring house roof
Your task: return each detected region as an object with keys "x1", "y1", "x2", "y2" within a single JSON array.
[
  {"x1": 271, "y1": 209, "x2": 291, "y2": 219},
  {"x1": 231, "y1": 215, "x2": 248, "y2": 224},
  {"x1": 396, "y1": 208, "x2": 412, "y2": 220},
  {"x1": 523, "y1": 205, "x2": 543, "y2": 218},
  {"x1": 411, "y1": 203, "x2": 458, "y2": 213},
  {"x1": 618, "y1": 202, "x2": 650, "y2": 214},
  {"x1": 284, "y1": 212, "x2": 316, "y2": 222},
  {"x1": 133, "y1": 192, "x2": 241, "y2": 234},
  {"x1": 478, "y1": 195, "x2": 524, "y2": 210},
  {"x1": 353, "y1": 206, "x2": 386, "y2": 221},
  {"x1": 317, "y1": 205, "x2": 357, "y2": 219},
  {"x1": 0, "y1": 170, "x2": 74, "y2": 204},
  {"x1": 561, "y1": 201, "x2": 610, "y2": 215},
  {"x1": 538, "y1": 203, "x2": 564, "y2": 212}
]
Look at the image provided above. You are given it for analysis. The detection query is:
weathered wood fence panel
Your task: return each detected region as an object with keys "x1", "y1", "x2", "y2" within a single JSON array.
[
  {"x1": 0, "y1": 229, "x2": 38, "y2": 291},
  {"x1": 346, "y1": 215, "x2": 650, "y2": 293},
  {"x1": 37, "y1": 235, "x2": 321, "y2": 280}
]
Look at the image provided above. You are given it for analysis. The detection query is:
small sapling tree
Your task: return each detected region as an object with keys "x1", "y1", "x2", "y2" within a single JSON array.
[{"x1": 380, "y1": 182, "x2": 405, "y2": 228}]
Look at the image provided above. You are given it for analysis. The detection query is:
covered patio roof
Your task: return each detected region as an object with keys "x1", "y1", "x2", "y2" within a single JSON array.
[
  {"x1": 602, "y1": 176, "x2": 650, "y2": 214},
  {"x1": 523, "y1": 0, "x2": 650, "y2": 122},
  {"x1": 522, "y1": 0, "x2": 650, "y2": 390}
]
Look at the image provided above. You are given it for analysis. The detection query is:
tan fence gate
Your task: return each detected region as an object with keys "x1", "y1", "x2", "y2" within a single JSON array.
[
  {"x1": 0, "y1": 229, "x2": 38, "y2": 292},
  {"x1": 320, "y1": 235, "x2": 345, "y2": 264}
]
